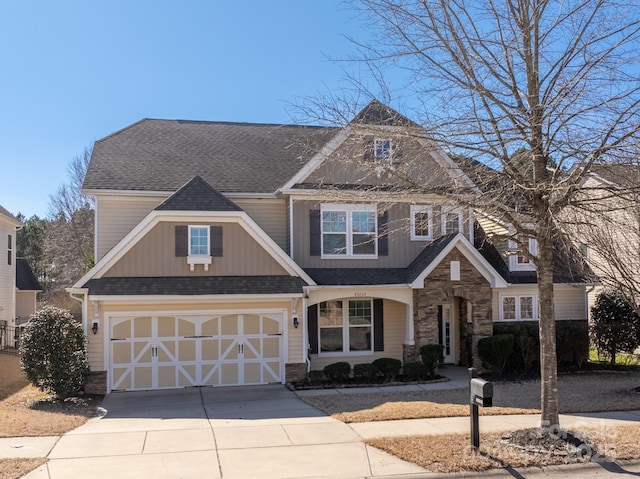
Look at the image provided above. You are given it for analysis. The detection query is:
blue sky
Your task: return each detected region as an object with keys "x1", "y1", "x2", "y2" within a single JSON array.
[{"x1": 0, "y1": 1, "x2": 375, "y2": 219}]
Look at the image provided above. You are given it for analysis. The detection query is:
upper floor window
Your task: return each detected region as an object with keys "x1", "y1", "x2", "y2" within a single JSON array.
[
  {"x1": 374, "y1": 139, "x2": 392, "y2": 163},
  {"x1": 411, "y1": 205, "x2": 433, "y2": 240},
  {"x1": 441, "y1": 207, "x2": 464, "y2": 236},
  {"x1": 319, "y1": 299, "x2": 373, "y2": 353},
  {"x1": 189, "y1": 226, "x2": 209, "y2": 256},
  {"x1": 500, "y1": 294, "x2": 537, "y2": 321},
  {"x1": 509, "y1": 235, "x2": 537, "y2": 271},
  {"x1": 321, "y1": 204, "x2": 377, "y2": 258},
  {"x1": 7, "y1": 234, "x2": 12, "y2": 266}
]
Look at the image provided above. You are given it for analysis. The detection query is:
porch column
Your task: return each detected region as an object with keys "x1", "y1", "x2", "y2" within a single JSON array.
[{"x1": 404, "y1": 302, "x2": 415, "y2": 346}]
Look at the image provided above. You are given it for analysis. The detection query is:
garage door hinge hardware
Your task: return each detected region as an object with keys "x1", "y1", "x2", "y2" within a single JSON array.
[
  {"x1": 268, "y1": 333, "x2": 282, "y2": 336},
  {"x1": 183, "y1": 335, "x2": 213, "y2": 339},
  {"x1": 111, "y1": 338, "x2": 127, "y2": 341}
]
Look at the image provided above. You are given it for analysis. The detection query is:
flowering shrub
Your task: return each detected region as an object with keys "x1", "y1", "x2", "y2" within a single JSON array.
[{"x1": 20, "y1": 306, "x2": 89, "y2": 399}]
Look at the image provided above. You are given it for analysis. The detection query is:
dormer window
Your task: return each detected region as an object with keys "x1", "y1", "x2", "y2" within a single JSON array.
[
  {"x1": 374, "y1": 139, "x2": 392, "y2": 163},
  {"x1": 509, "y1": 234, "x2": 537, "y2": 271}
]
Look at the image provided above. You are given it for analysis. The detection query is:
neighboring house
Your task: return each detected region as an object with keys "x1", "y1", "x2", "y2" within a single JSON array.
[
  {"x1": 69, "y1": 101, "x2": 593, "y2": 393},
  {"x1": 0, "y1": 205, "x2": 21, "y2": 328},
  {"x1": 568, "y1": 164, "x2": 640, "y2": 313},
  {"x1": 16, "y1": 258, "x2": 41, "y2": 323}
]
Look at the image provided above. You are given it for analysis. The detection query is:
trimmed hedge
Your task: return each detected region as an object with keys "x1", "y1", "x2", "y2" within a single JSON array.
[
  {"x1": 323, "y1": 362, "x2": 351, "y2": 382},
  {"x1": 420, "y1": 344, "x2": 444, "y2": 378},
  {"x1": 372, "y1": 358, "x2": 402, "y2": 381},
  {"x1": 492, "y1": 320, "x2": 589, "y2": 374},
  {"x1": 402, "y1": 362, "x2": 427, "y2": 381},
  {"x1": 353, "y1": 363, "x2": 378, "y2": 382},
  {"x1": 478, "y1": 334, "x2": 514, "y2": 375}
]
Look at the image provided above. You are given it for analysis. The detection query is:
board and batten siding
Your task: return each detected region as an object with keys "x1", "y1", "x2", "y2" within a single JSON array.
[
  {"x1": 492, "y1": 285, "x2": 588, "y2": 322},
  {"x1": 308, "y1": 299, "x2": 406, "y2": 372},
  {"x1": 104, "y1": 221, "x2": 289, "y2": 277},
  {"x1": 95, "y1": 194, "x2": 166, "y2": 261},
  {"x1": 95, "y1": 195, "x2": 288, "y2": 261}
]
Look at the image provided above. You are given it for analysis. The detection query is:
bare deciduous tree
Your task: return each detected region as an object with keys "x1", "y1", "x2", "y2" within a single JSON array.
[{"x1": 303, "y1": 0, "x2": 640, "y2": 429}]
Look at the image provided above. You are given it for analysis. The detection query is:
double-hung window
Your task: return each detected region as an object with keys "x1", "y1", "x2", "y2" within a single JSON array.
[
  {"x1": 321, "y1": 204, "x2": 377, "y2": 258},
  {"x1": 7, "y1": 234, "x2": 12, "y2": 265},
  {"x1": 441, "y1": 207, "x2": 464, "y2": 235},
  {"x1": 411, "y1": 205, "x2": 433, "y2": 240},
  {"x1": 189, "y1": 226, "x2": 209, "y2": 256},
  {"x1": 319, "y1": 299, "x2": 373, "y2": 353},
  {"x1": 509, "y1": 235, "x2": 537, "y2": 271},
  {"x1": 374, "y1": 139, "x2": 392, "y2": 163},
  {"x1": 500, "y1": 295, "x2": 537, "y2": 321}
]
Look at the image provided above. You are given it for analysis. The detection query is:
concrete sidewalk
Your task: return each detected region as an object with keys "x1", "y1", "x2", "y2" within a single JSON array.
[{"x1": 3, "y1": 368, "x2": 640, "y2": 478}]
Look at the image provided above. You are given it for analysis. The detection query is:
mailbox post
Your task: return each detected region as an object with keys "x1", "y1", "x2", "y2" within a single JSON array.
[{"x1": 469, "y1": 368, "x2": 493, "y2": 451}]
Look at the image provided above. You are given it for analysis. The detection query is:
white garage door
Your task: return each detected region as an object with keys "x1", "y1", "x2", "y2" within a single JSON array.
[{"x1": 109, "y1": 312, "x2": 283, "y2": 391}]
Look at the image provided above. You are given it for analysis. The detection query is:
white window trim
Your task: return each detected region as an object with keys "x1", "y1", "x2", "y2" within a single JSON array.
[
  {"x1": 441, "y1": 207, "x2": 464, "y2": 236},
  {"x1": 187, "y1": 225, "x2": 211, "y2": 271},
  {"x1": 374, "y1": 138, "x2": 392, "y2": 163},
  {"x1": 499, "y1": 294, "x2": 538, "y2": 321},
  {"x1": 320, "y1": 203, "x2": 378, "y2": 259},
  {"x1": 509, "y1": 237, "x2": 537, "y2": 271},
  {"x1": 318, "y1": 299, "x2": 374, "y2": 357},
  {"x1": 410, "y1": 205, "x2": 433, "y2": 240}
]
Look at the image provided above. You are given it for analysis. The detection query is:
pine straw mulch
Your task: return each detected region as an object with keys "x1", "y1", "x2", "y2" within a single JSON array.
[{"x1": 367, "y1": 424, "x2": 640, "y2": 473}]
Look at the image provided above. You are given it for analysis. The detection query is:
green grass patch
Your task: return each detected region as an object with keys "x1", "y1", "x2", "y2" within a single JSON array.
[{"x1": 589, "y1": 349, "x2": 640, "y2": 366}]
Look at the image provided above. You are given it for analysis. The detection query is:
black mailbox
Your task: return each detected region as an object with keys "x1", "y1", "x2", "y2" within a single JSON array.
[{"x1": 470, "y1": 377, "x2": 493, "y2": 407}]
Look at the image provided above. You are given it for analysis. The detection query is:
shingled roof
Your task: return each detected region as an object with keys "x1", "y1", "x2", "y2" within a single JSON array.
[
  {"x1": 84, "y1": 120, "x2": 338, "y2": 194},
  {"x1": 16, "y1": 258, "x2": 41, "y2": 291},
  {"x1": 155, "y1": 175, "x2": 241, "y2": 212}
]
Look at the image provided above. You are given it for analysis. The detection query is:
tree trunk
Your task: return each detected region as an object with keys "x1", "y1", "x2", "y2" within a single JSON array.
[{"x1": 536, "y1": 218, "x2": 559, "y2": 429}]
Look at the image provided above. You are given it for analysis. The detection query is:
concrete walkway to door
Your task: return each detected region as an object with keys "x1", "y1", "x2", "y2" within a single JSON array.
[{"x1": 19, "y1": 385, "x2": 428, "y2": 479}]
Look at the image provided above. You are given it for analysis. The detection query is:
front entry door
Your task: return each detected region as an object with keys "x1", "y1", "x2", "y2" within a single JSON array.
[{"x1": 440, "y1": 304, "x2": 455, "y2": 363}]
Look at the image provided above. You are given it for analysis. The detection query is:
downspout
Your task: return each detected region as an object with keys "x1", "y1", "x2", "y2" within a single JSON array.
[{"x1": 68, "y1": 290, "x2": 88, "y2": 333}]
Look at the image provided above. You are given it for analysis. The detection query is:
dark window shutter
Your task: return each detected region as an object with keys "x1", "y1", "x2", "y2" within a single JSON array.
[
  {"x1": 364, "y1": 139, "x2": 374, "y2": 162},
  {"x1": 210, "y1": 226, "x2": 223, "y2": 257},
  {"x1": 437, "y1": 305, "x2": 443, "y2": 347},
  {"x1": 175, "y1": 225, "x2": 188, "y2": 257},
  {"x1": 378, "y1": 211, "x2": 388, "y2": 256},
  {"x1": 308, "y1": 304, "x2": 319, "y2": 354},
  {"x1": 373, "y1": 298, "x2": 384, "y2": 351},
  {"x1": 310, "y1": 209, "x2": 321, "y2": 256}
]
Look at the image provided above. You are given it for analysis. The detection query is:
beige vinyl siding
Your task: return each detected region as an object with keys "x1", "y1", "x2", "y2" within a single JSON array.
[
  {"x1": 231, "y1": 197, "x2": 287, "y2": 251},
  {"x1": 308, "y1": 299, "x2": 406, "y2": 372},
  {"x1": 104, "y1": 221, "x2": 289, "y2": 277},
  {"x1": 0, "y1": 223, "x2": 15, "y2": 325},
  {"x1": 492, "y1": 285, "x2": 588, "y2": 321},
  {"x1": 293, "y1": 200, "x2": 471, "y2": 268},
  {"x1": 15, "y1": 291, "x2": 37, "y2": 319},
  {"x1": 87, "y1": 300, "x2": 294, "y2": 371},
  {"x1": 96, "y1": 194, "x2": 166, "y2": 260}
]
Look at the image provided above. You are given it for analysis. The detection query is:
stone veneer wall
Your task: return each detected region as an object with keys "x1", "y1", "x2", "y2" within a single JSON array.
[
  {"x1": 84, "y1": 370, "x2": 107, "y2": 395},
  {"x1": 408, "y1": 249, "x2": 493, "y2": 366},
  {"x1": 285, "y1": 363, "x2": 307, "y2": 383}
]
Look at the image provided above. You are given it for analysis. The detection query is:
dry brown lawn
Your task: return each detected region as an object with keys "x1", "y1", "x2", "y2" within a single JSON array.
[
  {"x1": 301, "y1": 371, "x2": 640, "y2": 473},
  {"x1": 302, "y1": 371, "x2": 640, "y2": 422},
  {"x1": 0, "y1": 354, "x2": 101, "y2": 479},
  {"x1": 368, "y1": 424, "x2": 640, "y2": 473}
]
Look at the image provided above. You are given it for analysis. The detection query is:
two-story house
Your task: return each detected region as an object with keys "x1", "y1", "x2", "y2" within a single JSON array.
[
  {"x1": 0, "y1": 205, "x2": 21, "y2": 329},
  {"x1": 69, "y1": 101, "x2": 592, "y2": 393}
]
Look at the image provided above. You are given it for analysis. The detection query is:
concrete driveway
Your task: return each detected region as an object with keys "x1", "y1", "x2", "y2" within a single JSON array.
[{"x1": 24, "y1": 385, "x2": 427, "y2": 479}]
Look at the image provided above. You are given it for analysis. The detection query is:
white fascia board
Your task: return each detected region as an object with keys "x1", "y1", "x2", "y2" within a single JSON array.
[
  {"x1": 73, "y1": 209, "x2": 316, "y2": 288},
  {"x1": 410, "y1": 233, "x2": 508, "y2": 289},
  {"x1": 280, "y1": 127, "x2": 352, "y2": 191},
  {"x1": 83, "y1": 189, "x2": 174, "y2": 197},
  {"x1": 305, "y1": 284, "x2": 413, "y2": 306},
  {"x1": 88, "y1": 293, "x2": 303, "y2": 302}
]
